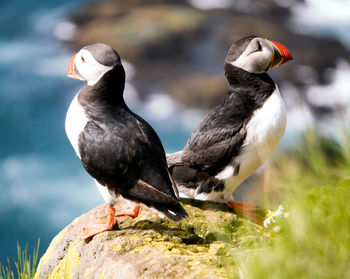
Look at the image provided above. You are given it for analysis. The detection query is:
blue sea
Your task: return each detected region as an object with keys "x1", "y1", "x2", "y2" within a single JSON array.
[
  {"x1": 1, "y1": 0, "x2": 350, "y2": 265},
  {"x1": 0, "y1": 0, "x2": 198, "y2": 263}
]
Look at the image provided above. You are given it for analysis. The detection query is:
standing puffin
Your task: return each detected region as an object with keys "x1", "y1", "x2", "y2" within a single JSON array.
[
  {"x1": 66, "y1": 43, "x2": 187, "y2": 239},
  {"x1": 167, "y1": 36, "x2": 292, "y2": 224}
]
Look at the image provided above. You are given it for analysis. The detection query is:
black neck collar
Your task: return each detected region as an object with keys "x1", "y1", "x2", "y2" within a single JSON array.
[
  {"x1": 220, "y1": 63, "x2": 276, "y2": 116},
  {"x1": 79, "y1": 64, "x2": 126, "y2": 107},
  {"x1": 224, "y1": 63, "x2": 275, "y2": 91}
]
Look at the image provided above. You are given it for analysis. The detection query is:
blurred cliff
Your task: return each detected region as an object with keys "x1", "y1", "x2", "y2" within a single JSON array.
[{"x1": 65, "y1": 0, "x2": 350, "y2": 128}]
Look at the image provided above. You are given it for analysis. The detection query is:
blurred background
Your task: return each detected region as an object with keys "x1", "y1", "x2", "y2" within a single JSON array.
[{"x1": 0, "y1": 0, "x2": 349, "y2": 266}]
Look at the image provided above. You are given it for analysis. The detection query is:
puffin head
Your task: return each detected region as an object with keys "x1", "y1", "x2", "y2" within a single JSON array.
[
  {"x1": 67, "y1": 43, "x2": 122, "y2": 86},
  {"x1": 225, "y1": 36, "x2": 292, "y2": 74}
]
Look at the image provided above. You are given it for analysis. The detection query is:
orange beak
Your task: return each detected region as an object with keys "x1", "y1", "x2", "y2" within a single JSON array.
[
  {"x1": 268, "y1": 40, "x2": 293, "y2": 69},
  {"x1": 67, "y1": 54, "x2": 83, "y2": 80}
]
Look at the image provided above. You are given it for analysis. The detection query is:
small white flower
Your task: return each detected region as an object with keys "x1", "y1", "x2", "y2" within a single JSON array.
[{"x1": 263, "y1": 205, "x2": 287, "y2": 228}]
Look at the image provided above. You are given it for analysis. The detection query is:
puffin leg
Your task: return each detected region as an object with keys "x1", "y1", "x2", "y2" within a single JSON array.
[
  {"x1": 225, "y1": 201, "x2": 264, "y2": 225},
  {"x1": 81, "y1": 206, "x2": 117, "y2": 240},
  {"x1": 115, "y1": 205, "x2": 140, "y2": 218}
]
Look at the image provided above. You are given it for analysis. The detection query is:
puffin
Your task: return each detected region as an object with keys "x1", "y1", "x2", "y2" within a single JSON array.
[
  {"x1": 167, "y1": 36, "x2": 292, "y2": 225},
  {"x1": 65, "y1": 43, "x2": 188, "y2": 239}
]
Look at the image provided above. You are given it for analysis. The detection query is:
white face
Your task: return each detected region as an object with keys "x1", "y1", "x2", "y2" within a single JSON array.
[
  {"x1": 231, "y1": 38, "x2": 274, "y2": 74},
  {"x1": 75, "y1": 49, "x2": 113, "y2": 86}
]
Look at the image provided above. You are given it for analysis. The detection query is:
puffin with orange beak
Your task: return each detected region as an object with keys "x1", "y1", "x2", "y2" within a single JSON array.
[
  {"x1": 167, "y1": 36, "x2": 293, "y2": 225},
  {"x1": 65, "y1": 43, "x2": 187, "y2": 240}
]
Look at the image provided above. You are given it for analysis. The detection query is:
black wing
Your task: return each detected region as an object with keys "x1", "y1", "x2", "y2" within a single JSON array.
[
  {"x1": 181, "y1": 104, "x2": 247, "y2": 173},
  {"x1": 169, "y1": 67, "x2": 276, "y2": 192},
  {"x1": 129, "y1": 112, "x2": 180, "y2": 199},
  {"x1": 78, "y1": 112, "x2": 179, "y2": 204}
]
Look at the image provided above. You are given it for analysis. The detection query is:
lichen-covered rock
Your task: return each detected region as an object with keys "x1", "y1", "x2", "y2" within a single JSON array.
[{"x1": 34, "y1": 200, "x2": 268, "y2": 279}]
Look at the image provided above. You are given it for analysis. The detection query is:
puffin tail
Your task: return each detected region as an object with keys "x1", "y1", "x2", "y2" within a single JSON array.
[
  {"x1": 166, "y1": 151, "x2": 184, "y2": 168},
  {"x1": 156, "y1": 202, "x2": 188, "y2": 221}
]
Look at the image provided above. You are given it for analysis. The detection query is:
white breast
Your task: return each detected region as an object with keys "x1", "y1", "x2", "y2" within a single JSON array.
[
  {"x1": 243, "y1": 87, "x2": 286, "y2": 159},
  {"x1": 219, "y1": 87, "x2": 287, "y2": 200},
  {"x1": 65, "y1": 93, "x2": 89, "y2": 158}
]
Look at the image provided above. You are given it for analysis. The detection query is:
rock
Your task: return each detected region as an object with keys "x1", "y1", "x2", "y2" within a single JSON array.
[
  {"x1": 34, "y1": 200, "x2": 267, "y2": 279},
  {"x1": 70, "y1": 3, "x2": 205, "y2": 62}
]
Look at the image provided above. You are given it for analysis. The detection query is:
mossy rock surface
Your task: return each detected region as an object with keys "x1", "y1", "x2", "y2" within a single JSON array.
[
  {"x1": 34, "y1": 199, "x2": 268, "y2": 279},
  {"x1": 73, "y1": 4, "x2": 205, "y2": 62}
]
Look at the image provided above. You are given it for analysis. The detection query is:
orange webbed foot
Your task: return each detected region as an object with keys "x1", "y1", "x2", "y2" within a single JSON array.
[
  {"x1": 226, "y1": 201, "x2": 264, "y2": 225},
  {"x1": 81, "y1": 206, "x2": 117, "y2": 240},
  {"x1": 115, "y1": 205, "x2": 140, "y2": 218}
]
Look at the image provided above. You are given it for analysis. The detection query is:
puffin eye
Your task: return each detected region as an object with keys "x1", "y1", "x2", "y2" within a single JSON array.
[
  {"x1": 81, "y1": 56, "x2": 86, "y2": 63},
  {"x1": 256, "y1": 41, "x2": 262, "y2": 52}
]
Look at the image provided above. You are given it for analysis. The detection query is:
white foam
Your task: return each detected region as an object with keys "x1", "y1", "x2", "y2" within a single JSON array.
[
  {"x1": 276, "y1": 60, "x2": 350, "y2": 145},
  {"x1": 290, "y1": 0, "x2": 350, "y2": 48},
  {"x1": 189, "y1": 0, "x2": 232, "y2": 10},
  {"x1": 35, "y1": 53, "x2": 72, "y2": 77},
  {"x1": 285, "y1": 102, "x2": 314, "y2": 136},
  {"x1": 140, "y1": 91, "x2": 207, "y2": 135},
  {"x1": 306, "y1": 59, "x2": 350, "y2": 108},
  {"x1": 143, "y1": 92, "x2": 179, "y2": 120},
  {"x1": 292, "y1": 0, "x2": 350, "y2": 27},
  {"x1": 0, "y1": 39, "x2": 72, "y2": 79},
  {"x1": 53, "y1": 21, "x2": 77, "y2": 41},
  {"x1": 275, "y1": 82, "x2": 314, "y2": 146},
  {"x1": 0, "y1": 155, "x2": 102, "y2": 228},
  {"x1": 0, "y1": 41, "x2": 45, "y2": 63}
]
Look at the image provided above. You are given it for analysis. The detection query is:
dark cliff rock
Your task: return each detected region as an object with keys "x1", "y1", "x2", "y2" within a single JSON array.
[{"x1": 66, "y1": 0, "x2": 350, "y2": 109}]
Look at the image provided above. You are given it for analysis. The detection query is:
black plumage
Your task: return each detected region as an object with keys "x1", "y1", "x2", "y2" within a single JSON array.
[
  {"x1": 167, "y1": 36, "x2": 292, "y2": 225},
  {"x1": 68, "y1": 45, "x2": 187, "y2": 222},
  {"x1": 169, "y1": 63, "x2": 276, "y2": 195}
]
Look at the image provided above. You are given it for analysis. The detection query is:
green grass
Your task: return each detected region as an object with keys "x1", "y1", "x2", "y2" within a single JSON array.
[
  {"x1": 234, "y1": 130, "x2": 350, "y2": 278},
  {"x1": 0, "y1": 241, "x2": 39, "y2": 279}
]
